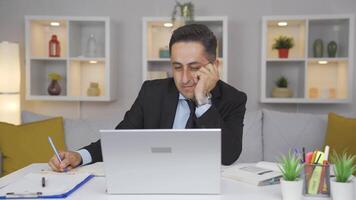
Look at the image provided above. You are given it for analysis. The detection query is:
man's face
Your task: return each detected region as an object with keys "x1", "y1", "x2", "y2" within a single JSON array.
[{"x1": 171, "y1": 41, "x2": 210, "y2": 99}]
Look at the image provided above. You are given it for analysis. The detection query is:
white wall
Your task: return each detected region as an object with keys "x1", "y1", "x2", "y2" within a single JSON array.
[{"x1": 0, "y1": 0, "x2": 355, "y2": 121}]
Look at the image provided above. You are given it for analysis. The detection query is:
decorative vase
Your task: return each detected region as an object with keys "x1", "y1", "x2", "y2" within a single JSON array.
[
  {"x1": 330, "y1": 178, "x2": 354, "y2": 200},
  {"x1": 313, "y1": 39, "x2": 324, "y2": 57},
  {"x1": 272, "y1": 87, "x2": 293, "y2": 98},
  {"x1": 327, "y1": 41, "x2": 337, "y2": 57},
  {"x1": 87, "y1": 82, "x2": 100, "y2": 96},
  {"x1": 280, "y1": 179, "x2": 303, "y2": 200},
  {"x1": 86, "y1": 34, "x2": 97, "y2": 57},
  {"x1": 49, "y1": 34, "x2": 60, "y2": 57},
  {"x1": 278, "y1": 48, "x2": 289, "y2": 58},
  {"x1": 47, "y1": 80, "x2": 61, "y2": 95}
]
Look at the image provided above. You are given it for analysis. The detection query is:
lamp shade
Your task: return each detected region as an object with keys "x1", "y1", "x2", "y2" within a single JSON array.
[
  {"x1": 0, "y1": 41, "x2": 20, "y2": 124},
  {"x1": 0, "y1": 94, "x2": 20, "y2": 124},
  {"x1": 0, "y1": 41, "x2": 20, "y2": 93}
]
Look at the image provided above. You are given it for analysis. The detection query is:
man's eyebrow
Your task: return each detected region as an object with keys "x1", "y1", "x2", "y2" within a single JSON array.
[
  {"x1": 187, "y1": 61, "x2": 201, "y2": 66},
  {"x1": 171, "y1": 61, "x2": 182, "y2": 65},
  {"x1": 171, "y1": 61, "x2": 203, "y2": 66}
]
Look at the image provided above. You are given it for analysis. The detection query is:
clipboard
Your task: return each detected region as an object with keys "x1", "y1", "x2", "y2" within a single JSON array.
[{"x1": 0, "y1": 172, "x2": 94, "y2": 199}]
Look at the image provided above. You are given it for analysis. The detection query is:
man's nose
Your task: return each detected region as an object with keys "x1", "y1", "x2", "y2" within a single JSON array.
[{"x1": 182, "y1": 68, "x2": 192, "y2": 84}]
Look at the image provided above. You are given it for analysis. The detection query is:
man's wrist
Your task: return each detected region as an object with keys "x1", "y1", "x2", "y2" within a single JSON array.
[
  {"x1": 76, "y1": 149, "x2": 92, "y2": 166},
  {"x1": 195, "y1": 92, "x2": 212, "y2": 107}
]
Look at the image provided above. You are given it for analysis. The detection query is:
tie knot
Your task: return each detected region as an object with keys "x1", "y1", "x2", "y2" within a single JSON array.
[{"x1": 185, "y1": 99, "x2": 196, "y2": 113}]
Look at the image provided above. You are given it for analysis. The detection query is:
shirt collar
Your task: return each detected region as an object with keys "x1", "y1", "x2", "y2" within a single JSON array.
[{"x1": 178, "y1": 93, "x2": 186, "y2": 100}]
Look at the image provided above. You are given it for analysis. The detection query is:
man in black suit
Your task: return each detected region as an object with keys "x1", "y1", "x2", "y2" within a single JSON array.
[{"x1": 49, "y1": 24, "x2": 247, "y2": 172}]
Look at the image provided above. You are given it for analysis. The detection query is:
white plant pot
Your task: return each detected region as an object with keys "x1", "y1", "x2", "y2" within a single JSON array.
[
  {"x1": 330, "y1": 178, "x2": 354, "y2": 200},
  {"x1": 280, "y1": 179, "x2": 303, "y2": 200}
]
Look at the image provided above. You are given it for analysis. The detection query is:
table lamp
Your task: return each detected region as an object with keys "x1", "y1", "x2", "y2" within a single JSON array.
[{"x1": 0, "y1": 41, "x2": 21, "y2": 125}]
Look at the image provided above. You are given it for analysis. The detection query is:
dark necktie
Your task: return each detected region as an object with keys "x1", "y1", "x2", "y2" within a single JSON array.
[{"x1": 185, "y1": 99, "x2": 196, "y2": 128}]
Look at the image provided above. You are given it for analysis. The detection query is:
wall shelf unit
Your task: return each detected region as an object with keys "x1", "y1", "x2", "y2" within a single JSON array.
[
  {"x1": 261, "y1": 15, "x2": 354, "y2": 103},
  {"x1": 25, "y1": 16, "x2": 115, "y2": 101},
  {"x1": 142, "y1": 16, "x2": 228, "y2": 82}
]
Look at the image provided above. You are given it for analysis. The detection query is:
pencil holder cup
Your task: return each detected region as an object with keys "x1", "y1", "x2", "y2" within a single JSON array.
[{"x1": 303, "y1": 164, "x2": 330, "y2": 197}]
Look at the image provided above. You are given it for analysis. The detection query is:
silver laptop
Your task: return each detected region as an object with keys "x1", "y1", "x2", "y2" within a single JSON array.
[{"x1": 100, "y1": 129, "x2": 221, "y2": 194}]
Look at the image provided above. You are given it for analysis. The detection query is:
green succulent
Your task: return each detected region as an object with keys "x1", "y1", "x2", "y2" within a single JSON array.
[
  {"x1": 278, "y1": 150, "x2": 304, "y2": 181},
  {"x1": 275, "y1": 76, "x2": 288, "y2": 88},
  {"x1": 48, "y1": 72, "x2": 62, "y2": 81},
  {"x1": 272, "y1": 35, "x2": 294, "y2": 49},
  {"x1": 331, "y1": 150, "x2": 356, "y2": 183}
]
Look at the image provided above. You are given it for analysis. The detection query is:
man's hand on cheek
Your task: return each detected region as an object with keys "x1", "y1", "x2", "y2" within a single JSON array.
[{"x1": 194, "y1": 63, "x2": 219, "y2": 104}]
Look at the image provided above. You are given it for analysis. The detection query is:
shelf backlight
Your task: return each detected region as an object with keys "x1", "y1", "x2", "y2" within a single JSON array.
[
  {"x1": 318, "y1": 61, "x2": 328, "y2": 65},
  {"x1": 163, "y1": 23, "x2": 173, "y2": 28},
  {"x1": 277, "y1": 21, "x2": 288, "y2": 27},
  {"x1": 89, "y1": 60, "x2": 98, "y2": 64},
  {"x1": 50, "y1": 22, "x2": 60, "y2": 27}
]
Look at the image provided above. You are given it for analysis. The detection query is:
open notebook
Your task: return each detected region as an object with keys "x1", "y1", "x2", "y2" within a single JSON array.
[{"x1": 0, "y1": 172, "x2": 93, "y2": 199}]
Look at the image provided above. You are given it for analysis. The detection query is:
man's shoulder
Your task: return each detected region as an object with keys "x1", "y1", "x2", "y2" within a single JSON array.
[
  {"x1": 143, "y1": 78, "x2": 173, "y2": 86},
  {"x1": 217, "y1": 80, "x2": 247, "y2": 102},
  {"x1": 141, "y1": 78, "x2": 176, "y2": 95}
]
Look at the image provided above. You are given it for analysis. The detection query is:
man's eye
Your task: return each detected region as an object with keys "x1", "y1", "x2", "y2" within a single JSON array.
[
  {"x1": 173, "y1": 65, "x2": 183, "y2": 70},
  {"x1": 190, "y1": 66, "x2": 200, "y2": 71}
]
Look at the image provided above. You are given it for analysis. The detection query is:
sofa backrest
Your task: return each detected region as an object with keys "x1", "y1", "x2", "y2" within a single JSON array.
[
  {"x1": 262, "y1": 109, "x2": 328, "y2": 162},
  {"x1": 21, "y1": 111, "x2": 117, "y2": 150}
]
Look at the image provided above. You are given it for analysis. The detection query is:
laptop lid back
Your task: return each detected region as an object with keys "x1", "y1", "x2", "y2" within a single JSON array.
[{"x1": 100, "y1": 129, "x2": 221, "y2": 194}]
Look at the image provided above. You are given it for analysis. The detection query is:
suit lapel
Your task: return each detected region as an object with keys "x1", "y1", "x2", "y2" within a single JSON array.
[
  {"x1": 211, "y1": 80, "x2": 222, "y2": 102},
  {"x1": 160, "y1": 79, "x2": 179, "y2": 128}
]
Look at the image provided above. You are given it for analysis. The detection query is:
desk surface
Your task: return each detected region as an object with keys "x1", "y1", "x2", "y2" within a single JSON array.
[{"x1": 1, "y1": 163, "x2": 352, "y2": 200}]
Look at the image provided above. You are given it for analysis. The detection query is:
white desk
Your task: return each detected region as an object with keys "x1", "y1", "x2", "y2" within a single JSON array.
[{"x1": 0, "y1": 163, "x2": 349, "y2": 200}]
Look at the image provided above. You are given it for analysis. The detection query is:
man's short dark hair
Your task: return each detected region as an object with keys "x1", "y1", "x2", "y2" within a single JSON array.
[{"x1": 169, "y1": 24, "x2": 217, "y2": 62}]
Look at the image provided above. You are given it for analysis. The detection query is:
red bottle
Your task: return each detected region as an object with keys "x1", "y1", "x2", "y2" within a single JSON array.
[{"x1": 49, "y1": 34, "x2": 60, "y2": 57}]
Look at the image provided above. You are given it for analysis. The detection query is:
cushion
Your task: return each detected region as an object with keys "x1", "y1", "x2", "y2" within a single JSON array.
[
  {"x1": 262, "y1": 109, "x2": 328, "y2": 162},
  {"x1": 324, "y1": 113, "x2": 356, "y2": 159},
  {"x1": 0, "y1": 151, "x2": 2, "y2": 176},
  {"x1": 0, "y1": 117, "x2": 66, "y2": 175},
  {"x1": 21, "y1": 111, "x2": 116, "y2": 151},
  {"x1": 236, "y1": 110, "x2": 263, "y2": 163}
]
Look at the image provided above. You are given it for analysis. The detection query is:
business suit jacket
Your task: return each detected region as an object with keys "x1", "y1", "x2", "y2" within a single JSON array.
[{"x1": 83, "y1": 78, "x2": 247, "y2": 165}]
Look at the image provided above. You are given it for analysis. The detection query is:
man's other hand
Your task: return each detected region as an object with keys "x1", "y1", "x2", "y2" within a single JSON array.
[{"x1": 194, "y1": 63, "x2": 219, "y2": 104}]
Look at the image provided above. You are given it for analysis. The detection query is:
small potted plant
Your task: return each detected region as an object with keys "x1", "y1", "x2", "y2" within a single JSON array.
[
  {"x1": 171, "y1": 1, "x2": 194, "y2": 23},
  {"x1": 272, "y1": 76, "x2": 293, "y2": 98},
  {"x1": 272, "y1": 35, "x2": 294, "y2": 58},
  {"x1": 278, "y1": 151, "x2": 304, "y2": 200},
  {"x1": 330, "y1": 151, "x2": 356, "y2": 200},
  {"x1": 47, "y1": 72, "x2": 62, "y2": 95}
]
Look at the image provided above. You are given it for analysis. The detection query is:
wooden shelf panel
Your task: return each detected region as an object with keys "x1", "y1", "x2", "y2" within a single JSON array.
[
  {"x1": 68, "y1": 60, "x2": 106, "y2": 97},
  {"x1": 266, "y1": 19, "x2": 306, "y2": 59},
  {"x1": 266, "y1": 61, "x2": 305, "y2": 98},
  {"x1": 25, "y1": 16, "x2": 112, "y2": 101},
  {"x1": 306, "y1": 60, "x2": 348, "y2": 100},
  {"x1": 30, "y1": 60, "x2": 67, "y2": 96},
  {"x1": 308, "y1": 19, "x2": 350, "y2": 58},
  {"x1": 69, "y1": 20, "x2": 106, "y2": 58},
  {"x1": 29, "y1": 19, "x2": 68, "y2": 58},
  {"x1": 261, "y1": 15, "x2": 353, "y2": 104}
]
